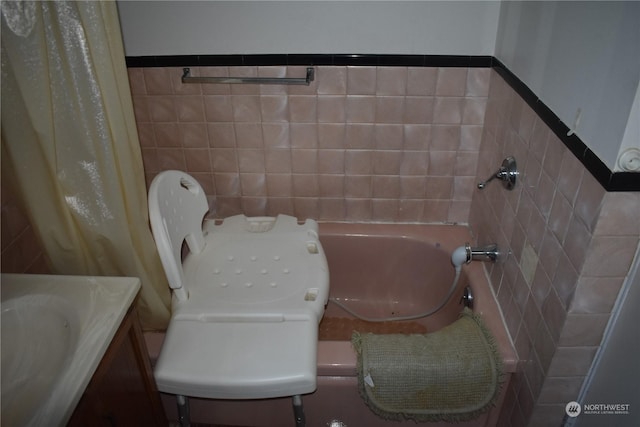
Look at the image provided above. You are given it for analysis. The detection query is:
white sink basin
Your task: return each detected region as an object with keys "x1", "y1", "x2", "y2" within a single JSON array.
[
  {"x1": 1, "y1": 274, "x2": 140, "y2": 427},
  {"x1": 2, "y1": 294, "x2": 80, "y2": 424}
]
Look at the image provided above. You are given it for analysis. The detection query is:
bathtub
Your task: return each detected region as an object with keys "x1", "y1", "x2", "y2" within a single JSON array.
[{"x1": 145, "y1": 222, "x2": 516, "y2": 427}]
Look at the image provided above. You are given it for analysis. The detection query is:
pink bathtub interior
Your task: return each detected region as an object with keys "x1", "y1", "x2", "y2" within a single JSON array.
[{"x1": 145, "y1": 222, "x2": 516, "y2": 427}]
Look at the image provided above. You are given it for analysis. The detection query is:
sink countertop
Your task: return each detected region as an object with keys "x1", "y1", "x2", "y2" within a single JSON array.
[{"x1": 1, "y1": 274, "x2": 141, "y2": 427}]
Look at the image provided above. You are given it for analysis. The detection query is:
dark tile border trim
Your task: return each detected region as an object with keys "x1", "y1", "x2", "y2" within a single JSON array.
[
  {"x1": 491, "y1": 58, "x2": 639, "y2": 192},
  {"x1": 125, "y1": 54, "x2": 494, "y2": 68},
  {"x1": 125, "y1": 54, "x2": 639, "y2": 191}
]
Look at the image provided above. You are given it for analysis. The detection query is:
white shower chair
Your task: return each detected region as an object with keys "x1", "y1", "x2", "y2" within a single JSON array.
[{"x1": 147, "y1": 170, "x2": 329, "y2": 427}]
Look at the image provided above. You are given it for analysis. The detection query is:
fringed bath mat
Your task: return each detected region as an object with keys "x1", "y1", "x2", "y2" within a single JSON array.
[
  {"x1": 319, "y1": 317, "x2": 428, "y2": 340},
  {"x1": 351, "y1": 308, "x2": 503, "y2": 423}
]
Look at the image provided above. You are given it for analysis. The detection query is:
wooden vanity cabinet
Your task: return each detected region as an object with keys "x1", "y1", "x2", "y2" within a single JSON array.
[{"x1": 68, "y1": 306, "x2": 167, "y2": 427}]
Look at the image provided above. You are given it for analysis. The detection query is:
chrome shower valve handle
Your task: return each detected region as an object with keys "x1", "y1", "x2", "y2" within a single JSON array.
[{"x1": 478, "y1": 156, "x2": 518, "y2": 190}]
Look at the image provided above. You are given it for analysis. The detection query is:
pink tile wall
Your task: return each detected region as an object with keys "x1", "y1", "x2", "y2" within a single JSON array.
[
  {"x1": 128, "y1": 65, "x2": 490, "y2": 223},
  {"x1": 470, "y1": 70, "x2": 640, "y2": 427},
  {"x1": 1, "y1": 181, "x2": 50, "y2": 274}
]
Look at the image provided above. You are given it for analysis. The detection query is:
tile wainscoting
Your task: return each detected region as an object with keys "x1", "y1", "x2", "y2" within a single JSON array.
[
  {"x1": 470, "y1": 70, "x2": 640, "y2": 426},
  {"x1": 129, "y1": 64, "x2": 491, "y2": 223}
]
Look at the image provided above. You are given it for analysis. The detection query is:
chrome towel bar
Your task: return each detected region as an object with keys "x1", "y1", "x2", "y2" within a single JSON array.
[{"x1": 181, "y1": 67, "x2": 315, "y2": 86}]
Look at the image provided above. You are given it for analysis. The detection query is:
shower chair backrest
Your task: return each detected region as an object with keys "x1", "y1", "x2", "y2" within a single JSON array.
[{"x1": 148, "y1": 170, "x2": 209, "y2": 300}]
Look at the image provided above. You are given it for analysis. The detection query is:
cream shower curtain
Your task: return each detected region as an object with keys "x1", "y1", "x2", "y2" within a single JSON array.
[{"x1": 1, "y1": 1, "x2": 170, "y2": 329}]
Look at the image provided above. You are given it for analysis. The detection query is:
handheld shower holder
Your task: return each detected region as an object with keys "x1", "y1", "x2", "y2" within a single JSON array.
[{"x1": 463, "y1": 242, "x2": 499, "y2": 264}]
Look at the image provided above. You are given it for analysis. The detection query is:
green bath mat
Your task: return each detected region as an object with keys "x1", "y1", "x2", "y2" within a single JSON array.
[{"x1": 351, "y1": 309, "x2": 503, "y2": 423}]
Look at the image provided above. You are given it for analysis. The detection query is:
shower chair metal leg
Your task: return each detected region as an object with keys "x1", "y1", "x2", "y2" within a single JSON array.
[
  {"x1": 176, "y1": 393, "x2": 304, "y2": 427},
  {"x1": 292, "y1": 395, "x2": 306, "y2": 427},
  {"x1": 176, "y1": 395, "x2": 191, "y2": 427}
]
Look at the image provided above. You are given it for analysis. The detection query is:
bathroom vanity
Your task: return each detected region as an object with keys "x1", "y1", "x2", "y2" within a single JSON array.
[
  {"x1": 68, "y1": 305, "x2": 167, "y2": 426},
  {"x1": 0, "y1": 274, "x2": 166, "y2": 427}
]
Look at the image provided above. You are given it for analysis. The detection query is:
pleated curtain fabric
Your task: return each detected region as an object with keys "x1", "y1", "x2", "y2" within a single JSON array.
[{"x1": 1, "y1": 0, "x2": 171, "y2": 329}]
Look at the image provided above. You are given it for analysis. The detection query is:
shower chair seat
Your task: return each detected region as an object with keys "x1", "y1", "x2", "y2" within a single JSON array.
[{"x1": 147, "y1": 170, "x2": 329, "y2": 401}]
